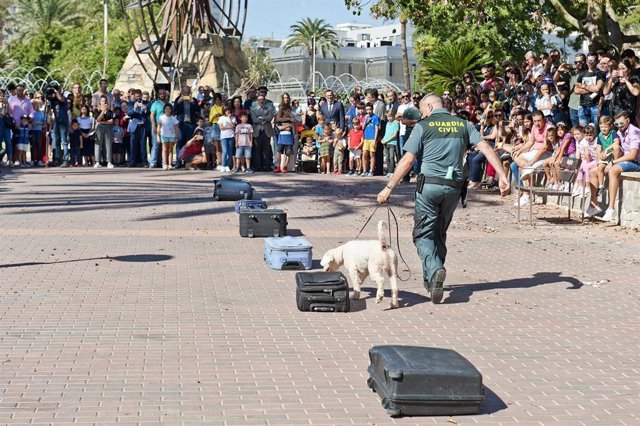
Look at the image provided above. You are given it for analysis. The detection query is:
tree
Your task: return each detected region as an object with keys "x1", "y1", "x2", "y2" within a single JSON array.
[
  {"x1": 282, "y1": 18, "x2": 340, "y2": 81},
  {"x1": 346, "y1": 0, "x2": 412, "y2": 92},
  {"x1": 7, "y1": 0, "x2": 82, "y2": 41},
  {"x1": 0, "y1": 48, "x2": 13, "y2": 69},
  {"x1": 416, "y1": 40, "x2": 491, "y2": 94},
  {"x1": 241, "y1": 40, "x2": 278, "y2": 88},
  {"x1": 545, "y1": 0, "x2": 640, "y2": 51},
  {"x1": 345, "y1": 0, "x2": 639, "y2": 62}
]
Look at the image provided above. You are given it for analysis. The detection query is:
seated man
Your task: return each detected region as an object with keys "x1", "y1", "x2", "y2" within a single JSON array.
[{"x1": 586, "y1": 111, "x2": 640, "y2": 222}]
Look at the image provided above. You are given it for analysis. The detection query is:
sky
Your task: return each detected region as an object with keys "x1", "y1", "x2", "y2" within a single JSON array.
[{"x1": 244, "y1": 0, "x2": 383, "y2": 39}]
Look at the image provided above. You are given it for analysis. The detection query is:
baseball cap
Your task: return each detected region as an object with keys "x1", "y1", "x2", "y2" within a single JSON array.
[{"x1": 403, "y1": 108, "x2": 421, "y2": 120}]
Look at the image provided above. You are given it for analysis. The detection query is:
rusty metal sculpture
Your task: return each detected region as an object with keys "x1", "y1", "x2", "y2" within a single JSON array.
[{"x1": 119, "y1": 0, "x2": 247, "y2": 89}]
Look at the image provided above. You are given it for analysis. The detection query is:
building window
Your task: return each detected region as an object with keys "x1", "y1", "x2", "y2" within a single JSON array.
[
  {"x1": 389, "y1": 63, "x2": 393, "y2": 77},
  {"x1": 348, "y1": 63, "x2": 352, "y2": 74},
  {"x1": 333, "y1": 63, "x2": 336, "y2": 75}
]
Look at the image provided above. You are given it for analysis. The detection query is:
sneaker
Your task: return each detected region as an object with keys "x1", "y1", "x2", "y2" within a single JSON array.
[
  {"x1": 61, "y1": 161, "x2": 69, "y2": 168},
  {"x1": 37, "y1": 160, "x2": 44, "y2": 167},
  {"x1": 13, "y1": 161, "x2": 20, "y2": 166},
  {"x1": 336, "y1": 170, "x2": 342, "y2": 175},
  {"x1": 274, "y1": 166, "x2": 281, "y2": 173},
  {"x1": 94, "y1": 163, "x2": 102, "y2": 168},
  {"x1": 595, "y1": 208, "x2": 617, "y2": 223},
  {"x1": 430, "y1": 268, "x2": 446, "y2": 304},
  {"x1": 245, "y1": 168, "x2": 254, "y2": 174},
  {"x1": 347, "y1": 170, "x2": 354, "y2": 176},
  {"x1": 230, "y1": 168, "x2": 239, "y2": 174},
  {"x1": 282, "y1": 168, "x2": 288, "y2": 174},
  {"x1": 513, "y1": 194, "x2": 530, "y2": 207},
  {"x1": 107, "y1": 162, "x2": 114, "y2": 169},
  {"x1": 571, "y1": 185, "x2": 584, "y2": 197},
  {"x1": 215, "y1": 165, "x2": 222, "y2": 171},
  {"x1": 585, "y1": 205, "x2": 603, "y2": 218}
]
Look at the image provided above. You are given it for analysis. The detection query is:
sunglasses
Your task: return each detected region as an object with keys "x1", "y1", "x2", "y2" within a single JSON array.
[
  {"x1": 614, "y1": 121, "x2": 625, "y2": 127},
  {"x1": 574, "y1": 61, "x2": 585, "y2": 64}
]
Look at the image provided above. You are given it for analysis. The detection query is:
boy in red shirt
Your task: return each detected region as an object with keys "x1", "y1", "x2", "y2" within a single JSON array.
[{"x1": 348, "y1": 118, "x2": 364, "y2": 175}]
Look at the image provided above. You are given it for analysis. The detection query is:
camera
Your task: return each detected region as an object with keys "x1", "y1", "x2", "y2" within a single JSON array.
[{"x1": 45, "y1": 83, "x2": 60, "y2": 101}]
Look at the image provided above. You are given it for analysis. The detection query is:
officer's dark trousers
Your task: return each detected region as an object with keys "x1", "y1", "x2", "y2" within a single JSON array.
[{"x1": 413, "y1": 183, "x2": 460, "y2": 285}]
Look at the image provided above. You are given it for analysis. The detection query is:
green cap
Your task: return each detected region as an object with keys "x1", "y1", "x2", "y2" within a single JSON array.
[{"x1": 403, "y1": 107, "x2": 421, "y2": 120}]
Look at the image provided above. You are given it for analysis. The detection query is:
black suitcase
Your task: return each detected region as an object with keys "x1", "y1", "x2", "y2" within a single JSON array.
[
  {"x1": 213, "y1": 177, "x2": 253, "y2": 201},
  {"x1": 367, "y1": 346, "x2": 484, "y2": 417},
  {"x1": 295, "y1": 272, "x2": 350, "y2": 312},
  {"x1": 239, "y1": 209, "x2": 287, "y2": 238}
]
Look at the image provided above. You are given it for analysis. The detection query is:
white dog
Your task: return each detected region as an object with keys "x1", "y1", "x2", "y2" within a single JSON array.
[{"x1": 320, "y1": 220, "x2": 399, "y2": 309}]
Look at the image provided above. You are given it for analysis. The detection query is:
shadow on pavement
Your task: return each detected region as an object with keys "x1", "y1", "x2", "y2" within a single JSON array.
[
  {"x1": 361, "y1": 287, "x2": 429, "y2": 309},
  {"x1": 0, "y1": 253, "x2": 173, "y2": 269},
  {"x1": 483, "y1": 385, "x2": 508, "y2": 414},
  {"x1": 444, "y1": 272, "x2": 583, "y2": 304}
]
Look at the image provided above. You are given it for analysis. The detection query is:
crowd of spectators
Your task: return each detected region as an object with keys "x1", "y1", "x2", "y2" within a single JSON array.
[
  {"x1": 1, "y1": 47, "x2": 639, "y2": 222},
  {"x1": 448, "y1": 47, "x2": 640, "y2": 223}
]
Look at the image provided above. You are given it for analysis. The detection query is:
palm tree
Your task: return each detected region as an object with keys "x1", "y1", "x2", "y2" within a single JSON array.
[
  {"x1": 8, "y1": 0, "x2": 82, "y2": 41},
  {"x1": 0, "y1": 48, "x2": 13, "y2": 69},
  {"x1": 416, "y1": 40, "x2": 491, "y2": 94},
  {"x1": 283, "y1": 18, "x2": 340, "y2": 84},
  {"x1": 346, "y1": 0, "x2": 411, "y2": 91}
]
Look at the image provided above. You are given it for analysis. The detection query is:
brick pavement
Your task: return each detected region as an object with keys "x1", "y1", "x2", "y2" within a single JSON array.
[{"x1": 0, "y1": 167, "x2": 638, "y2": 425}]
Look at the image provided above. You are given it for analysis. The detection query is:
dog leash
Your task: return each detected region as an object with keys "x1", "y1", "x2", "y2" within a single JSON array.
[{"x1": 353, "y1": 204, "x2": 412, "y2": 282}]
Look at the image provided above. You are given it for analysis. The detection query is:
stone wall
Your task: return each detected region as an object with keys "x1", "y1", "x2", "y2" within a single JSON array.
[
  {"x1": 538, "y1": 172, "x2": 640, "y2": 229},
  {"x1": 115, "y1": 34, "x2": 247, "y2": 96},
  {"x1": 620, "y1": 173, "x2": 640, "y2": 229}
]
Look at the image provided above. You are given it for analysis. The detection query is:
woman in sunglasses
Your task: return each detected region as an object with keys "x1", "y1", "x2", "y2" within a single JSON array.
[{"x1": 603, "y1": 59, "x2": 640, "y2": 124}]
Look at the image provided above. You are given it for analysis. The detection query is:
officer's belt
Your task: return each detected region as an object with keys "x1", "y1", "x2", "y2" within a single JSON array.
[{"x1": 423, "y1": 176, "x2": 464, "y2": 190}]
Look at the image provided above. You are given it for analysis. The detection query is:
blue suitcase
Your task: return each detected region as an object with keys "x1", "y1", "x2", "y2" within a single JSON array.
[
  {"x1": 264, "y1": 236, "x2": 313, "y2": 270},
  {"x1": 234, "y1": 199, "x2": 268, "y2": 213}
]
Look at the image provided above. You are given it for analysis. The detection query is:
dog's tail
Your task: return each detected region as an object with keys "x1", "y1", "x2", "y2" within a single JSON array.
[{"x1": 377, "y1": 220, "x2": 388, "y2": 250}]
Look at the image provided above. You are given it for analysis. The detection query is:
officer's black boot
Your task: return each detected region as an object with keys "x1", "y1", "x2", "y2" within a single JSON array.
[{"x1": 430, "y1": 268, "x2": 446, "y2": 304}]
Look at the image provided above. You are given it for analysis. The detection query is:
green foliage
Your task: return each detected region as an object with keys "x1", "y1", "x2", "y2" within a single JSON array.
[
  {"x1": 283, "y1": 18, "x2": 340, "y2": 59},
  {"x1": 242, "y1": 41, "x2": 278, "y2": 88},
  {"x1": 9, "y1": 0, "x2": 82, "y2": 41},
  {"x1": 5, "y1": 0, "x2": 130, "y2": 87},
  {"x1": 0, "y1": 48, "x2": 13, "y2": 69},
  {"x1": 416, "y1": 40, "x2": 491, "y2": 94}
]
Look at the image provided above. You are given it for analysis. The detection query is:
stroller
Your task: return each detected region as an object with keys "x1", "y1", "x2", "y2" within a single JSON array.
[{"x1": 295, "y1": 129, "x2": 320, "y2": 173}]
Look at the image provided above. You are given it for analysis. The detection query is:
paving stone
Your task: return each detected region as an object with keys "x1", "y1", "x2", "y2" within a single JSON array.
[{"x1": 0, "y1": 168, "x2": 638, "y2": 425}]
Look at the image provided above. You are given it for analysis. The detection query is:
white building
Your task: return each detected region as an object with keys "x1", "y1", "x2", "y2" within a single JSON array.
[
  {"x1": 262, "y1": 21, "x2": 417, "y2": 98},
  {"x1": 333, "y1": 22, "x2": 415, "y2": 48}
]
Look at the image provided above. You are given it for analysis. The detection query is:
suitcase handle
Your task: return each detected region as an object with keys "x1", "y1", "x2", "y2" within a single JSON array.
[{"x1": 282, "y1": 261, "x2": 304, "y2": 270}]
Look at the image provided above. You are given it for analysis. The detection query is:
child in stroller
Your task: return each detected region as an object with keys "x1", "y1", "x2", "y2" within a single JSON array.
[{"x1": 295, "y1": 129, "x2": 320, "y2": 173}]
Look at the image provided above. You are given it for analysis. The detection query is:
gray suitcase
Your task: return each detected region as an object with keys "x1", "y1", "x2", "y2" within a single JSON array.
[
  {"x1": 295, "y1": 272, "x2": 350, "y2": 312},
  {"x1": 367, "y1": 346, "x2": 484, "y2": 417},
  {"x1": 213, "y1": 177, "x2": 253, "y2": 201},
  {"x1": 239, "y1": 209, "x2": 287, "y2": 238},
  {"x1": 264, "y1": 236, "x2": 313, "y2": 270}
]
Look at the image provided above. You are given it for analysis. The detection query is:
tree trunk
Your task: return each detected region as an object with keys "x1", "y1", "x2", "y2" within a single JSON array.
[
  {"x1": 400, "y1": 17, "x2": 410, "y2": 92},
  {"x1": 547, "y1": 0, "x2": 640, "y2": 51}
]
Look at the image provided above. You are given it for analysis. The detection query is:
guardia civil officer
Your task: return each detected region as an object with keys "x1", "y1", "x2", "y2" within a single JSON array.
[{"x1": 377, "y1": 94, "x2": 509, "y2": 304}]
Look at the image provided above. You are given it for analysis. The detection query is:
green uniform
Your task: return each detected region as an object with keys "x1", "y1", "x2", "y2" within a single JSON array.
[{"x1": 402, "y1": 108, "x2": 481, "y2": 290}]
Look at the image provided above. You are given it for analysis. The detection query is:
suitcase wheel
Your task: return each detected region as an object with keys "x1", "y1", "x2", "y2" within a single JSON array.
[
  {"x1": 366, "y1": 377, "x2": 376, "y2": 392},
  {"x1": 381, "y1": 398, "x2": 401, "y2": 417}
]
